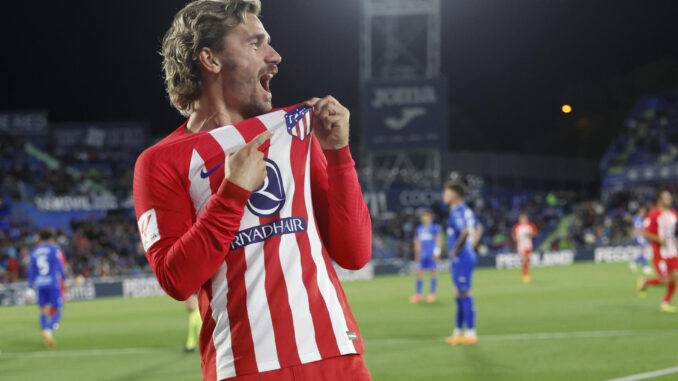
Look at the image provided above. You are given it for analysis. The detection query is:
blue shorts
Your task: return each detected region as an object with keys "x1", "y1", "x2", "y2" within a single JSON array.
[
  {"x1": 419, "y1": 257, "x2": 437, "y2": 271},
  {"x1": 37, "y1": 285, "x2": 63, "y2": 309},
  {"x1": 451, "y1": 253, "x2": 477, "y2": 292}
]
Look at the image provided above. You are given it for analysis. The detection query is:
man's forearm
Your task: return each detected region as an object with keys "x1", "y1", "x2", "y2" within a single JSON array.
[
  {"x1": 451, "y1": 230, "x2": 469, "y2": 255},
  {"x1": 321, "y1": 147, "x2": 372, "y2": 270},
  {"x1": 146, "y1": 182, "x2": 250, "y2": 301}
]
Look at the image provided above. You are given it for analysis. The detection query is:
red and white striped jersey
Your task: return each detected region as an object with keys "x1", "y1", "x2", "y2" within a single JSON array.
[
  {"x1": 133, "y1": 104, "x2": 372, "y2": 381},
  {"x1": 644, "y1": 207, "x2": 678, "y2": 259},
  {"x1": 512, "y1": 222, "x2": 537, "y2": 254}
]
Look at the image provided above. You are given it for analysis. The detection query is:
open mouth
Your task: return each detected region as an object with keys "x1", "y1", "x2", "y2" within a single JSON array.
[{"x1": 259, "y1": 72, "x2": 275, "y2": 94}]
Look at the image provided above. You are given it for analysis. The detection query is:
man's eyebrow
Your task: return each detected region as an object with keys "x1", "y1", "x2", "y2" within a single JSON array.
[{"x1": 248, "y1": 33, "x2": 271, "y2": 44}]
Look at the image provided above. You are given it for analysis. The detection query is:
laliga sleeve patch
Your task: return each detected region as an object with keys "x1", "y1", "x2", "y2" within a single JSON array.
[{"x1": 138, "y1": 208, "x2": 161, "y2": 251}]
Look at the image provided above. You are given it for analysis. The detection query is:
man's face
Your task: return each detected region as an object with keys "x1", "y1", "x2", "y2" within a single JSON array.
[
  {"x1": 218, "y1": 13, "x2": 281, "y2": 118},
  {"x1": 638, "y1": 207, "x2": 646, "y2": 216},
  {"x1": 659, "y1": 191, "x2": 673, "y2": 209},
  {"x1": 519, "y1": 214, "x2": 528, "y2": 224},
  {"x1": 443, "y1": 188, "x2": 457, "y2": 205},
  {"x1": 421, "y1": 213, "x2": 433, "y2": 225}
]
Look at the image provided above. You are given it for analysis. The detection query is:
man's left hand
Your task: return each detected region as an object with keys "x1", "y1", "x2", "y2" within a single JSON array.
[{"x1": 306, "y1": 96, "x2": 350, "y2": 150}]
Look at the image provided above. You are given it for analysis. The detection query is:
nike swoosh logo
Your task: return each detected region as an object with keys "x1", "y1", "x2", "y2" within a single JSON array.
[{"x1": 200, "y1": 162, "x2": 224, "y2": 178}]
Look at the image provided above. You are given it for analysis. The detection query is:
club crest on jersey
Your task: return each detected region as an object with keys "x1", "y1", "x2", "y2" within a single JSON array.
[
  {"x1": 247, "y1": 158, "x2": 286, "y2": 217},
  {"x1": 284, "y1": 105, "x2": 313, "y2": 141}
]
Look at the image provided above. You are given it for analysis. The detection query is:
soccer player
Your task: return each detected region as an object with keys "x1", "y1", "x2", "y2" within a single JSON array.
[
  {"x1": 629, "y1": 206, "x2": 652, "y2": 275},
  {"x1": 27, "y1": 229, "x2": 66, "y2": 348},
  {"x1": 638, "y1": 190, "x2": 678, "y2": 312},
  {"x1": 410, "y1": 210, "x2": 442, "y2": 303},
  {"x1": 442, "y1": 182, "x2": 478, "y2": 345},
  {"x1": 512, "y1": 214, "x2": 538, "y2": 283},
  {"x1": 133, "y1": 1, "x2": 372, "y2": 380}
]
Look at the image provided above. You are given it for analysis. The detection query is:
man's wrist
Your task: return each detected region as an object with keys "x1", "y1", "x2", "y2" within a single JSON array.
[
  {"x1": 216, "y1": 180, "x2": 251, "y2": 206},
  {"x1": 323, "y1": 145, "x2": 352, "y2": 166}
]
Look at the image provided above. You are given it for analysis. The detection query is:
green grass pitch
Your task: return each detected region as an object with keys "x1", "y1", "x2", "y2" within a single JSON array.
[{"x1": 2, "y1": 262, "x2": 678, "y2": 381}]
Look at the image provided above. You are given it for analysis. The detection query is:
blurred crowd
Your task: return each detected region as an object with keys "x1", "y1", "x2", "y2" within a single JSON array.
[
  {"x1": 0, "y1": 133, "x2": 135, "y2": 202},
  {"x1": 372, "y1": 189, "x2": 582, "y2": 260},
  {"x1": 603, "y1": 92, "x2": 678, "y2": 172},
  {"x1": 0, "y1": 216, "x2": 148, "y2": 284},
  {"x1": 371, "y1": 183, "x2": 678, "y2": 261},
  {"x1": 570, "y1": 185, "x2": 678, "y2": 248},
  {"x1": 1, "y1": 131, "x2": 145, "y2": 284}
]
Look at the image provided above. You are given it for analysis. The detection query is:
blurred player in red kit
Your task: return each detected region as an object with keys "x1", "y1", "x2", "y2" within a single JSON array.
[
  {"x1": 512, "y1": 214, "x2": 537, "y2": 283},
  {"x1": 639, "y1": 189, "x2": 678, "y2": 312},
  {"x1": 133, "y1": 1, "x2": 372, "y2": 380}
]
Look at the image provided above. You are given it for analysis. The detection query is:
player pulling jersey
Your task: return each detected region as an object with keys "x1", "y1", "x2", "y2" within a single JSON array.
[
  {"x1": 133, "y1": 104, "x2": 371, "y2": 380},
  {"x1": 410, "y1": 211, "x2": 441, "y2": 303},
  {"x1": 28, "y1": 231, "x2": 66, "y2": 347}
]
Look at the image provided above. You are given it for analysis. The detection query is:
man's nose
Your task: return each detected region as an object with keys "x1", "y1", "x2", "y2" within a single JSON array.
[{"x1": 266, "y1": 46, "x2": 282, "y2": 65}]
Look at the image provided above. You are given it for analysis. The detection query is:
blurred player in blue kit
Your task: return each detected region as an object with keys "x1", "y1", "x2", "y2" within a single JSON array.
[
  {"x1": 442, "y1": 182, "x2": 479, "y2": 345},
  {"x1": 410, "y1": 210, "x2": 442, "y2": 303},
  {"x1": 630, "y1": 206, "x2": 652, "y2": 275},
  {"x1": 27, "y1": 229, "x2": 66, "y2": 348}
]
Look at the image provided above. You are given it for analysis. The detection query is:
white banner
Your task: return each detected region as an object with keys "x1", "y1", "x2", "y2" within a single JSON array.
[
  {"x1": 594, "y1": 246, "x2": 641, "y2": 263},
  {"x1": 495, "y1": 251, "x2": 575, "y2": 269}
]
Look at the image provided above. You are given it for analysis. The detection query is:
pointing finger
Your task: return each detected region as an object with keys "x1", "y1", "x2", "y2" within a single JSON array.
[{"x1": 248, "y1": 130, "x2": 273, "y2": 149}]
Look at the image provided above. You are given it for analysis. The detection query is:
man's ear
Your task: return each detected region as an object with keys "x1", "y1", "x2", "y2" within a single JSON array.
[{"x1": 197, "y1": 47, "x2": 221, "y2": 75}]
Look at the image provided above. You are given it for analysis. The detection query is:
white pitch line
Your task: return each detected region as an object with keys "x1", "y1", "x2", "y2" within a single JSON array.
[
  {"x1": 366, "y1": 329, "x2": 678, "y2": 345},
  {"x1": 2, "y1": 329, "x2": 677, "y2": 359},
  {"x1": 608, "y1": 366, "x2": 678, "y2": 381}
]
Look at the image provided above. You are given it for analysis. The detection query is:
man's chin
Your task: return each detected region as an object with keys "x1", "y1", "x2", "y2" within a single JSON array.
[{"x1": 243, "y1": 100, "x2": 273, "y2": 119}]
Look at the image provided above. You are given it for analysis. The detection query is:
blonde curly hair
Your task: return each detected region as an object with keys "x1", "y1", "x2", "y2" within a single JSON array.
[{"x1": 161, "y1": 0, "x2": 261, "y2": 116}]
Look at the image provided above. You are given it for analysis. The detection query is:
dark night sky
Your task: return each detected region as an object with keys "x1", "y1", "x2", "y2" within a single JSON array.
[{"x1": 1, "y1": 0, "x2": 677, "y2": 158}]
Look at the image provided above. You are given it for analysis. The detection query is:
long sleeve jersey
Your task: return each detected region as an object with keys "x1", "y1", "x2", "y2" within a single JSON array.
[{"x1": 133, "y1": 104, "x2": 372, "y2": 381}]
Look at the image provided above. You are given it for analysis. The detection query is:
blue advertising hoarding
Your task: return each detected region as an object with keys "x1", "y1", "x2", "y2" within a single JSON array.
[{"x1": 362, "y1": 77, "x2": 448, "y2": 149}]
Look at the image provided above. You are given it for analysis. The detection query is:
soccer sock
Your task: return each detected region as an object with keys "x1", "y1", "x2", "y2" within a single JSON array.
[
  {"x1": 40, "y1": 314, "x2": 50, "y2": 330},
  {"x1": 664, "y1": 282, "x2": 676, "y2": 304},
  {"x1": 415, "y1": 278, "x2": 423, "y2": 295},
  {"x1": 50, "y1": 311, "x2": 62, "y2": 330},
  {"x1": 430, "y1": 277, "x2": 437, "y2": 294},
  {"x1": 645, "y1": 278, "x2": 662, "y2": 286},
  {"x1": 455, "y1": 298, "x2": 464, "y2": 330},
  {"x1": 185, "y1": 309, "x2": 202, "y2": 350},
  {"x1": 463, "y1": 296, "x2": 476, "y2": 330},
  {"x1": 638, "y1": 256, "x2": 648, "y2": 267},
  {"x1": 522, "y1": 260, "x2": 529, "y2": 276}
]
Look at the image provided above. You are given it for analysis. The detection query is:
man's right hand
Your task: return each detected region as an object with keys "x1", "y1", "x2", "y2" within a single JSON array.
[{"x1": 225, "y1": 130, "x2": 273, "y2": 192}]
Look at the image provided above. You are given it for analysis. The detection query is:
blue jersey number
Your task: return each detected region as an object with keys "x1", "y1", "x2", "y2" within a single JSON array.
[{"x1": 37, "y1": 256, "x2": 50, "y2": 275}]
